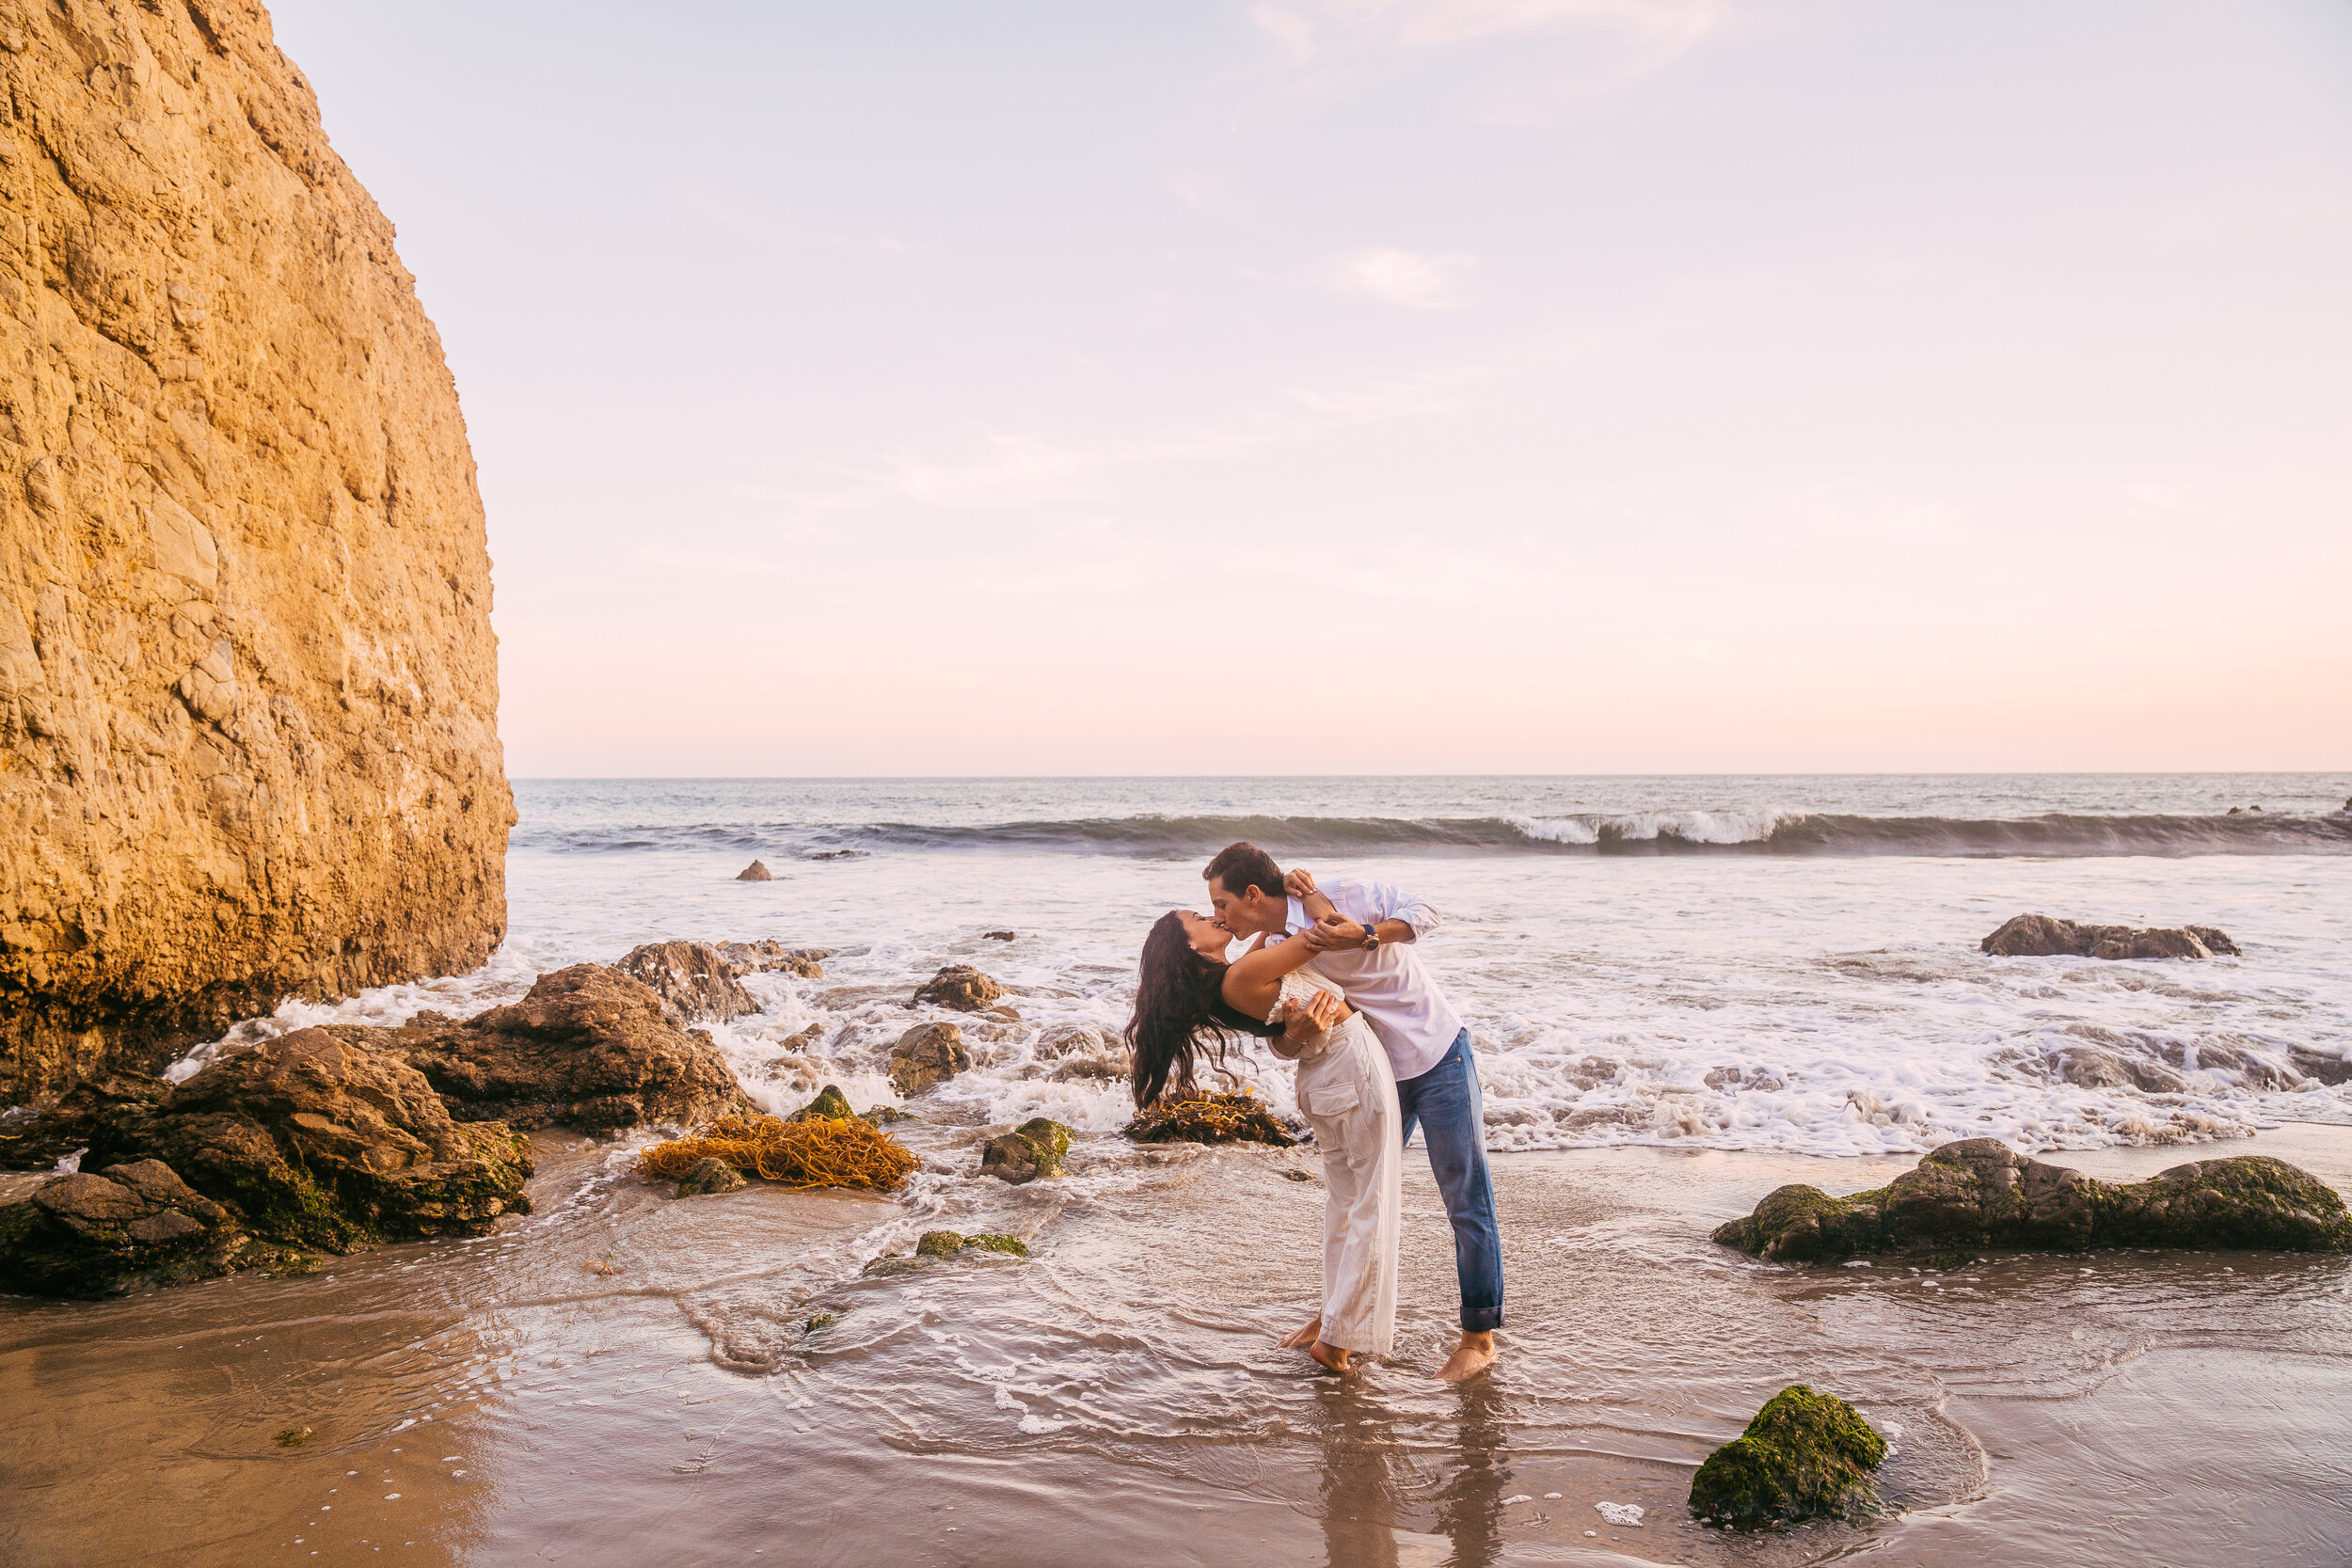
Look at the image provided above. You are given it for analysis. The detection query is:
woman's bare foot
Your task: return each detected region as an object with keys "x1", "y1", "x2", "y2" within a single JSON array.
[
  {"x1": 1308, "y1": 1340, "x2": 1358, "y2": 1375},
  {"x1": 1434, "y1": 1331, "x2": 1496, "y2": 1383},
  {"x1": 1278, "y1": 1316, "x2": 1323, "y2": 1351}
]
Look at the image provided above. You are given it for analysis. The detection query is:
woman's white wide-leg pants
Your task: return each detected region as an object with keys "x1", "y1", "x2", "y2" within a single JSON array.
[{"x1": 1295, "y1": 1017, "x2": 1402, "y2": 1356}]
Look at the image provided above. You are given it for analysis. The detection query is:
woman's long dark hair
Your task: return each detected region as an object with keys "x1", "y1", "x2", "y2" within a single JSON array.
[{"x1": 1126, "y1": 911, "x2": 1281, "y2": 1106}]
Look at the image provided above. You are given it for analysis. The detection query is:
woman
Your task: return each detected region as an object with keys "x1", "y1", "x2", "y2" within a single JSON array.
[{"x1": 1126, "y1": 883, "x2": 1403, "y2": 1374}]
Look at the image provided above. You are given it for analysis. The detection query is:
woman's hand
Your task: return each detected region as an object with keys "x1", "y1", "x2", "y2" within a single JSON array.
[
  {"x1": 1284, "y1": 868, "x2": 1318, "y2": 898},
  {"x1": 1279, "y1": 989, "x2": 1346, "y2": 1042}
]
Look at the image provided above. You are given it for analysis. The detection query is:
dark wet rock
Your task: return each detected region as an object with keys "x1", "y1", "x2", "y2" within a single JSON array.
[
  {"x1": 84, "y1": 1030, "x2": 532, "y2": 1255},
  {"x1": 1703, "y1": 1065, "x2": 1787, "y2": 1093},
  {"x1": 914, "y1": 965, "x2": 1005, "y2": 1012},
  {"x1": 1711, "y1": 1138, "x2": 2352, "y2": 1261},
  {"x1": 0, "y1": 1070, "x2": 173, "y2": 1170},
  {"x1": 808, "y1": 850, "x2": 864, "y2": 862},
  {"x1": 715, "y1": 940, "x2": 830, "y2": 979},
  {"x1": 2288, "y1": 1047, "x2": 2352, "y2": 1086},
  {"x1": 860, "y1": 1105, "x2": 916, "y2": 1126},
  {"x1": 914, "y1": 1228, "x2": 966, "y2": 1258},
  {"x1": 911, "y1": 1229, "x2": 1028, "y2": 1260},
  {"x1": 981, "y1": 930, "x2": 1017, "y2": 942},
  {"x1": 1124, "y1": 1091, "x2": 1298, "y2": 1148},
  {"x1": 737, "y1": 860, "x2": 774, "y2": 881},
  {"x1": 2041, "y1": 1044, "x2": 2189, "y2": 1094},
  {"x1": 979, "y1": 1117, "x2": 1072, "y2": 1184},
  {"x1": 674, "y1": 1156, "x2": 747, "y2": 1196},
  {"x1": 889, "y1": 1022, "x2": 971, "y2": 1096},
  {"x1": 1689, "y1": 1386, "x2": 1884, "y2": 1526},
  {"x1": 617, "y1": 941, "x2": 758, "y2": 1025},
  {"x1": 1980, "y1": 914, "x2": 2234, "y2": 959},
  {"x1": 357, "y1": 965, "x2": 754, "y2": 1132},
  {"x1": 788, "y1": 1085, "x2": 855, "y2": 1123},
  {"x1": 0, "y1": 1158, "x2": 248, "y2": 1298}
]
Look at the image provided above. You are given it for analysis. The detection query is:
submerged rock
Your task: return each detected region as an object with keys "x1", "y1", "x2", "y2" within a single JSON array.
[
  {"x1": 1124, "y1": 1091, "x2": 1298, "y2": 1148},
  {"x1": 737, "y1": 861, "x2": 774, "y2": 881},
  {"x1": 617, "y1": 941, "x2": 759, "y2": 1024},
  {"x1": 901, "y1": 1229, "x2": 1029, "y2": 1263},
  {"x1": 715, "y1": 940, "x2": 830, "y2": 979},
  {"x1": 1689, "y1": 1386, "x2": 1884, "y2": 1526},
  {"x1": 673, "y1": 1156, "x2": 747, "y2": 1196},
  {"x1": 1980, "y1": 914, "x2": 2238, "y2": 959},
  {"x1": 85, "y1": 1030, "x2": 532, "y2": 1255},
  {"x1": 889, "y1": 1022, "x2": 972, "y2": 1096},
  {"x1": 979, "y1": 1117, "x2": 1072, "y2": 1184},
  {"x1": 1711, "y1": 1138, "x2": 2352, "y2": 1261},
  {"x1": 367, "y1": 965, "x2": 753, "y2": 1132},
  {"x1": 1049, "y1": 1053, "x2": 1131, "y2": 1084},
  {"x1": 981, "y1": 930, "x2": 1017, "y2": 942},
  {"x1": 914, "y1": 965, "x2": 1006, "y2": 1012},
  {"x1": 0, "y1": 1159, "x2": 248, "y2": 1298}
]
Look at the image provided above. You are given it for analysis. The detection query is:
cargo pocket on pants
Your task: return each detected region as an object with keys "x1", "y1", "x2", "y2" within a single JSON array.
[{"x1": 1304, "y1": 1080, "x2": 1360, "y2": 1118}]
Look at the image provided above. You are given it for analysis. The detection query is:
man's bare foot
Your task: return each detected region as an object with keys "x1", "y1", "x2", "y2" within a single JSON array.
[
  {"x1": 1278, "y1": 1316, "x2": 1323, "y2": 1351},
  {"x1": 1434, "y1": 1331, "x2": 1496, "y2": 1383},
  {"x1": 1308, "y1": 1340, "x2": 1358, "y2": 1375}
]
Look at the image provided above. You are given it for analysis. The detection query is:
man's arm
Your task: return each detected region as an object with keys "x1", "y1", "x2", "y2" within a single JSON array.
[{"x1": 1293, "y1": 873, "x2": 1435, "y2": 950}]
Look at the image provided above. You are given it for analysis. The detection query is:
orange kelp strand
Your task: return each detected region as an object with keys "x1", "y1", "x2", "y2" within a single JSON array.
[
  {"x1": 1123, "y1": 1090, "x2": 1298, "y2": 1147},
  {"x1": 635, "y1": 1113, "x2": 919, "y2": 1191}
]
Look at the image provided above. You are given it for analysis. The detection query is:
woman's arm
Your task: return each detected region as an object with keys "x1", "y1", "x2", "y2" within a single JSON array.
[{"x1": 1285, "y1": 868, "x2": 1337, "y2": 924}]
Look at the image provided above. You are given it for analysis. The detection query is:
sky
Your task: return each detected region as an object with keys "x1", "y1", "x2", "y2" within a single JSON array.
[{"x1": 264, "y1": 0, "x2": 2352, "y2": 777}]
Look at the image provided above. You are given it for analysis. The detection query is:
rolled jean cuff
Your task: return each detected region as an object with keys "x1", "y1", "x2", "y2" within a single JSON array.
[{"x1": 1461, "y1": 1305, "x2": 1504, "y2": 1333}]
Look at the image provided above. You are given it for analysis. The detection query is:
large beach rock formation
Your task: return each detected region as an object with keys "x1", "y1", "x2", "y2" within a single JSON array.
[
  {"x1": 352, "y1": 964, "x2": 753, "y2": 1132},
  {"x1": 1712, "y1": 1138, "x2": 2352, "y2": 1261},
  {"x1": 85, "y1": 1027, "x2": 531, "y2": 1254},
  {"x1": 1980, "y1": 915, "x2": 2239, "y2": 959},
  {"x1": 618, "y1": 941, "x2": 759, "y2": 1025},
  {"x1": 0, "y1": 1, "x2": 512, "y2": 1106}
]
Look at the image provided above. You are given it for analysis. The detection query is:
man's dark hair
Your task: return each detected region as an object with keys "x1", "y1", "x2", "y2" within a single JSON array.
[{"x1": 1203, "y1": 841, "x2": 1283, "y2": 899}]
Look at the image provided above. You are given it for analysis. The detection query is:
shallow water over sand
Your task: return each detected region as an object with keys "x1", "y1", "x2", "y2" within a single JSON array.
[{"x1": 8, "y1": 1125, "x2": 2347, "y2": 1566}]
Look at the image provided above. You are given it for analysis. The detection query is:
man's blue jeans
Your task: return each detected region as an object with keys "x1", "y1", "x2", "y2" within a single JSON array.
[{"x1": 1394, "y1": 1029, "x2": 1504, "y2": 1333}]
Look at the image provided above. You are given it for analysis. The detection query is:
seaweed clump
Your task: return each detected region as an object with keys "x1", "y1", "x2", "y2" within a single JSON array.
[
  {"x1": 635, "y1": 1113, "x2": 918, "y2": 1192},
  {"x1": 1689, "y1": 1386, "x2": 1885, "y2": 1526},
  {"x1": 1124, "y1": 1090, "x2": 1297, "y2": 1148}
]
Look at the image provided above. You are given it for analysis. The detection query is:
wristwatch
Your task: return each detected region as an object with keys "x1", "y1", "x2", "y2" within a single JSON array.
[{"x1": 1360, "y1": 922, "x2": 1380, "y2": 952}]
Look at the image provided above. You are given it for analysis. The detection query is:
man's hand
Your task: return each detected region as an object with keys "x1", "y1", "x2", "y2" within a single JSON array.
[
  {"x1": 1284, "y1": 868, "x2": 1319, "y2": 899},
  {"x1": 1304, "y1": 912, "x2": 1366, "y2": 951}
]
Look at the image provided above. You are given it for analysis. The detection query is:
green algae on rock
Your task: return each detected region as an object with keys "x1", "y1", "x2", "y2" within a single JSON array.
[
  {"x1": 788, "y1": 1085, "x2": 856, "y2": 1123},
  {"x1": 1712, "y1": 1138, "x2": 2352, "y2": 1262},
  {"x1": 1690, "y1": 1385, "x2": 1885, "y2": 1526},
  {"x1": 674, "y1": 1156, "x2": 748, "y2": 1196},
  {"x1": 980, "y1": 1117, "x2": 1072, "y2": 1183}
]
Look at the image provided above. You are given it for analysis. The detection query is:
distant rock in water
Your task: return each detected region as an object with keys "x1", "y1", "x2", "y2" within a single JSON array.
[
  {"x1": 0, "y1": 1159, "x2": 247, "y2": 1298},
  {"x1": 618, "y1": 941, "x2": 758, "y2": 1024},
  {"x1": 737, "y1": 861, "x2": 774, "y2": 881},
  {"x1": 981, "y1": 930, "x2": 1017, "y2": 942},
  {"x1": 914, "y1": 965, "x2": 1006, "y2": 1012},
  {"x1": 1689, "y1": 1386, "x2": 1885, "y2": 1526},
  {"x1": 0, "y1": 1, "x2": 512, "y2": 1108},
  {"x1": 1979, "y1": 914, "x2": 2238, "y2": 959},
  {"x1": 715, "y1": 940, "x2": 830, "y2": 979},
  {"x1": 85, "y1": 1029, "x2": 532, "y2": 1257},
  {"x1": 1711, "y1": 1138, "x2": 2352, "y2": 1261},
  {"x1": 340, "y1": 965, "x2": 753, "y2": 1132},
  {"x1": 889, "y1": 1023, "x2": 971, "y2": 1096}
]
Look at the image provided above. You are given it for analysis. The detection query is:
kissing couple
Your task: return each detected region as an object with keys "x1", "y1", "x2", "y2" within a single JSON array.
[{"x1": 1124, "y1": 842, "x2": 1502, "y2": 1382}]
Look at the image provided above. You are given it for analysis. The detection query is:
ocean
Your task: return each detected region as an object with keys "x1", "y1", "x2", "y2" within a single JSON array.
[{"x1": 175, "y1": 772, "x2": 2352, "y2": 1158}]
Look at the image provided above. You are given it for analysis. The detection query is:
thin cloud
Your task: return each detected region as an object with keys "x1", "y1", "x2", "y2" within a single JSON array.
[
  {"x1": 1329, "y1": 247, "x2": 1474, "y2": 309},
  {"x1": 1254, "y1": 0, "x2": 1725, "y2": 57}
]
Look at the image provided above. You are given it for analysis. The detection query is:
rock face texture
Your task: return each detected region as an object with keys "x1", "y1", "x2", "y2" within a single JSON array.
[
  {"x1": 1711, "y1": 1138, "x2": 2352, "y2": 1261},
  {"x1": 979, "y1": 1117, "x2": 1070, "y2": 1184},
  {"x1": 914, "y1": 965, "x2": 1004, "y2": 1012},
  {"x1": 1980, "y1": 916, "x2": 2239, "y2": 959},
  {"x1": 618, "y1": 941, "x2": 757, "y2": 1025},
  {"x1": 888, "y1": 1021, "x2": 970, "y2": 1096},
  {"x1": 1688, "y1": 1386, "x2": 1884, "y2": 1526},
  {"x1": 0, "y1": 2, "x2": 512, "y2": 1105}
]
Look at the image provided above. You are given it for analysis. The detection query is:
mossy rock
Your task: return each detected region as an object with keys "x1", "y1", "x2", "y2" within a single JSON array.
[
  {"x1": 915, "y1": 1228, "x2": 966, "y2": 1257},
  {"x1": 903, "y1": 1228, "x2": 1028, "y2": 1262},
  {"x1": 787, "y1": 1085, "x2": 855, "y2": 1123},
  {"x1": 979, "y1": 1117, "x2": 1072, "y2": 1184},
  {"x1": 1712, "y1": 1139, "x2": 2352, "y2": 1262},
  {"x1": 963, "y1": 1232, "x2": 1028, "y2": 1257},
  {"x1": 1690, "y1": 1385, "x2": 1885, "y2": 1526},
  {"x1": 675, "y1": 1155, "x2": 748, "y2": 1196},
  {"x1": 861, "y1": 1105, "x2": 915, "y2": 1126}
]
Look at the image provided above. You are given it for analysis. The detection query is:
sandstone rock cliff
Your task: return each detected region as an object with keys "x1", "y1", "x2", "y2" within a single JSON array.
[{"x1": 0, "y1": 1, "x2": 511, "y2": 1102}]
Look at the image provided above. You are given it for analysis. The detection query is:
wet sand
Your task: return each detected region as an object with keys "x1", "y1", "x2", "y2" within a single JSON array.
[{"x1": 4, "y1": 1124, "x2": 2347, "y2": 1567}]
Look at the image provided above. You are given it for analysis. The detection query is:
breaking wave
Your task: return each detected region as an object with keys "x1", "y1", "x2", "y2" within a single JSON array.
[{"x1": 519, "y1": 809, "x2": 2352, "y2": 860}]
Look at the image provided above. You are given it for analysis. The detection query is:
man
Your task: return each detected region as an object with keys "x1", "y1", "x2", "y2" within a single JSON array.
[{"x1": 1202, "y1": 840, "x2": 1501, "y2": 1383}]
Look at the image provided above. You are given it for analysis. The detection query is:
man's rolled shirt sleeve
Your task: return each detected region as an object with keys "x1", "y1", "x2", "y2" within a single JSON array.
[{"x1": 1359, "y1": 878, "x2": 1442, "y2": 936}]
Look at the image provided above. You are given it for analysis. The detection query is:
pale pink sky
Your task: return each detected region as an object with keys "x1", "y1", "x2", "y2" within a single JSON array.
[{"x1": 272, "y1": 0, "x2": 2352, "y2": 775}]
